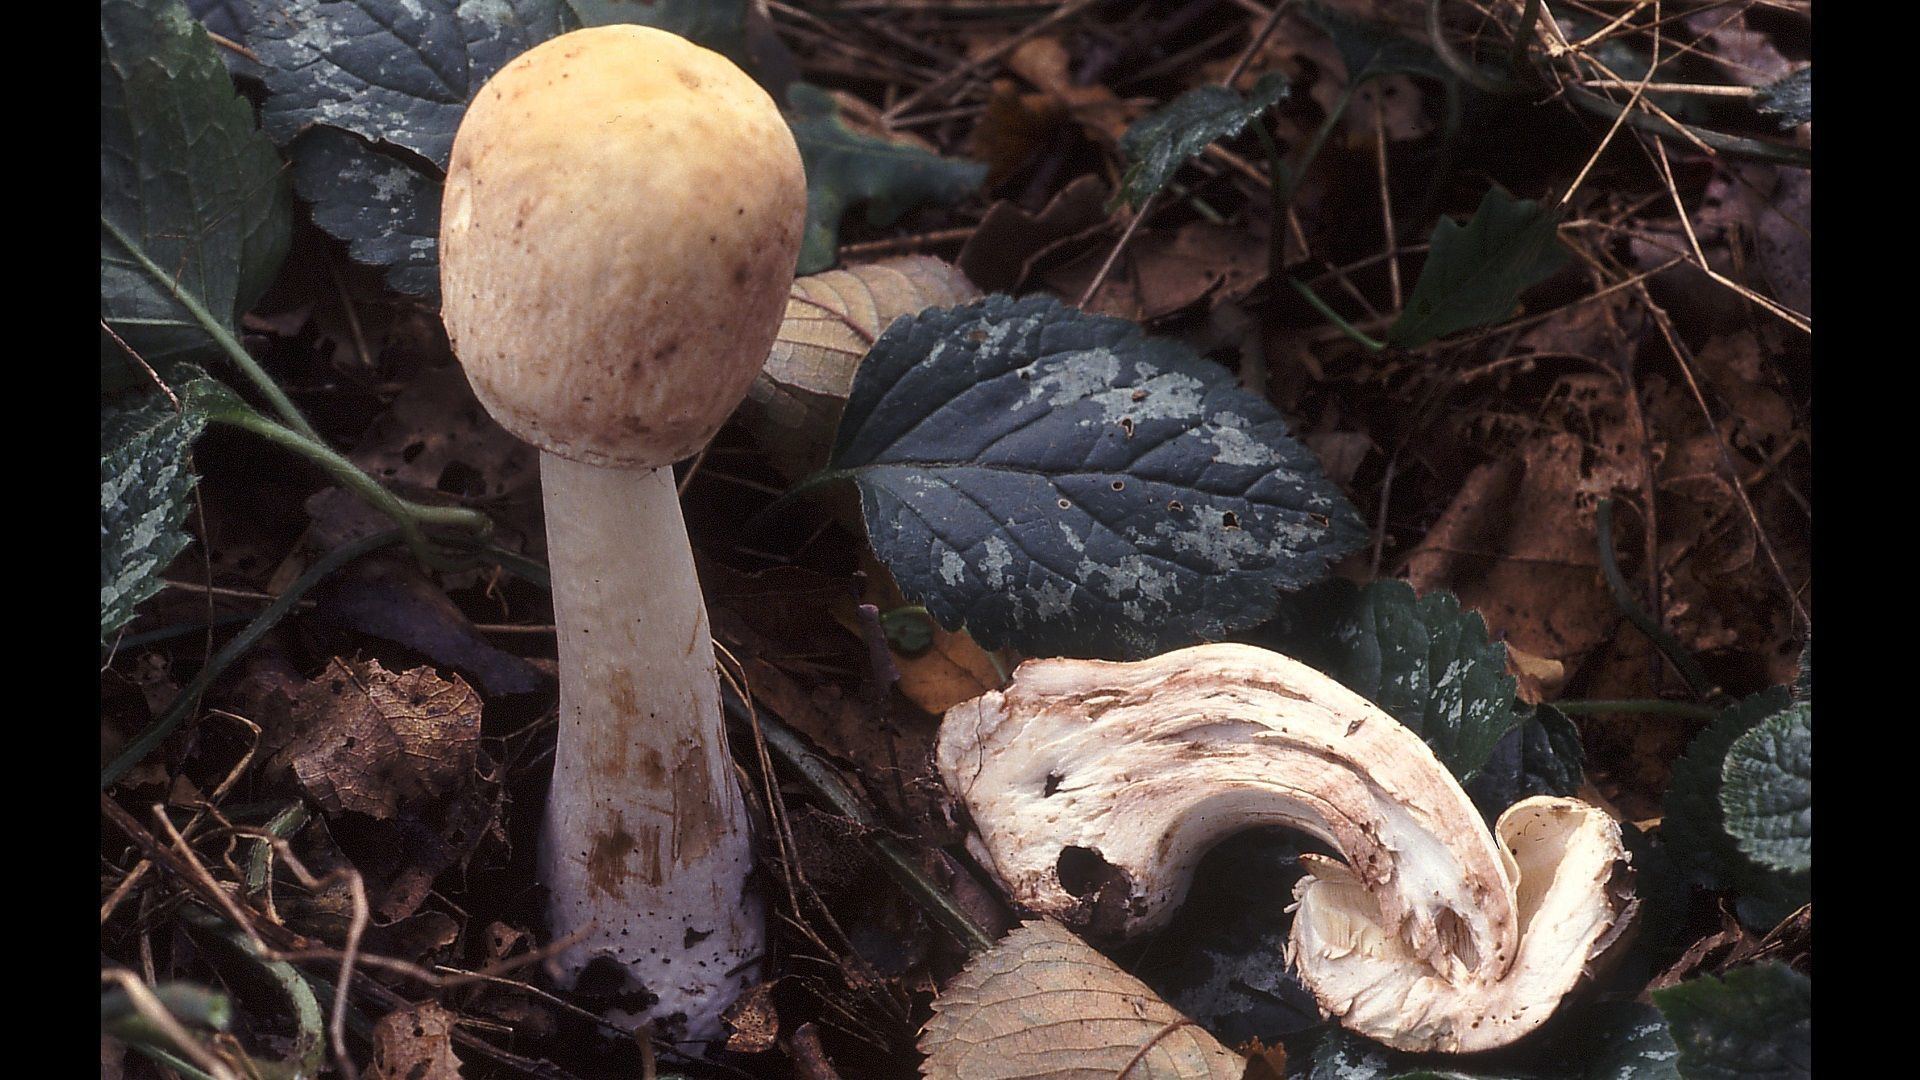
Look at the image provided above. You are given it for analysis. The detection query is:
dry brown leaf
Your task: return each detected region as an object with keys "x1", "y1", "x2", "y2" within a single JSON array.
[
  {"x1": 287, "y1": 659, "x2": 482, "y2": 819},
  {"x1": 1505, "y1": 640, "x2": 1567, "y2": 704},
  {"x1": 843, "y1": 548, "x2": 1013, "y2": 716},
  {"x1": 919, "y1": 921, "x2": 1246, "y2": 1079},
  {"x1": 958, "y1": 174, "x2": 1111, "y2": 294},
  {"x1": 1006, "y1": 37, "x2": 1143, "y2": 145},
  {"x1": 746, "y1": 256, "x2": 981, "y2": 479},
  {"x1": 1044, "y1": 221, "x2": 1269, "y2": 321},
  {"x1": 723, "y1": 980, "x2": 782, "y2": 1054},
  {"x1": 970, "y1": 79, "x2": 1072, "y2": 189},
  {"x1": 368, "y1": 1001, "x2": 464, "y2": 1080}
]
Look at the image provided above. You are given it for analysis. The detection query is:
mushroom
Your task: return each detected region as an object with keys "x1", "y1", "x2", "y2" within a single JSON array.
[
  {"x1": 439, "y1": 26, "x2": 806, "y2": 1041},
  {"x1": 936, "y1": 643, "x2": 1633, "y2": 1053}
]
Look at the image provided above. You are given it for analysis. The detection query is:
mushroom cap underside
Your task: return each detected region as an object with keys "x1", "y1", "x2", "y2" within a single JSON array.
[
  {"x1": 937, "y1": 643, "x2": 1633, "y2": 1053},
  {"x1": 442, "y1": 25, "x2": 807, "y2": 468}
]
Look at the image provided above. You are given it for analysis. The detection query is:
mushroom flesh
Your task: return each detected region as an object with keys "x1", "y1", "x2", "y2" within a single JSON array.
[
  {"x1": 936, "y1": 643, "x2": 1634, "y2": 1053},
  {"x1": 440, "y1": 25, "x2": 806, "y2": 1041}
]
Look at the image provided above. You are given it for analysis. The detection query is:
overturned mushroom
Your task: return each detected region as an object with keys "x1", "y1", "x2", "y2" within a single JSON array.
[{"x1": 936, "y1": 643, "x2": 1632, "y2": 1053}]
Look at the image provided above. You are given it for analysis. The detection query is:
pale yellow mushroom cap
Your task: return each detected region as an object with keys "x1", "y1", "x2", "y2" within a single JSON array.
[{"x1": 441, "y1": 25, "x2": 806, "y2": 468}]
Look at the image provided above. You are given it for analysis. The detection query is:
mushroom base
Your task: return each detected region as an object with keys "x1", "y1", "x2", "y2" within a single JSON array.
[{"x1": 538, "y1": 453, "x2": 764, "y2": 1044}]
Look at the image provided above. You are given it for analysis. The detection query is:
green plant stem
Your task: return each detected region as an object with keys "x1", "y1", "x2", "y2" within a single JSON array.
[
  {"x1": 722, "y1": 686, "x2": 998, "y2": 954},
  {"x1": 245, "y1": 802, "x2": 309, "y2": 897},
  {"x1": 102, "y1": 216, "x2": 322, "y2": 445},
  {"x1": 179, "y1": 907, "x2": 326, "y2": 1080},
  {"x1": 101, "y1": 529, "x2": 406, "y2": 789},
  {"x1": 1287, "y1": 277, "x2": 1387, "y2": 352},
  {"x1": 102, "y1": 983, "x2": 233, "y2": 1030},
  {"x1": 1556, "y1": 698, "x2": 1720, "y2": 720},
  {"x1": 1278, "y1": 82, "x2": 1358, "y2": 214},
  {"x1": 209, "y1": 407, "x2": 492, "y2": 565},
  {"x1": 1595, "y1": 498, "x2": 1713, "y2": 701},
  {"x1": 1561, "y1": 84, "x2": 1812, "y2": 167},
  {"x1": 125, "y1": 1046, "x2": 221, "y2": 1080}
]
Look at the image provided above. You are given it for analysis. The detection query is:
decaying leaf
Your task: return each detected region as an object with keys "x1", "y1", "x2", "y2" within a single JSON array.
[
  {"x1": 368, "y1": 1001, "x2": 464, "y2": 1080},
  {"x1": 958, "y1": 174, "x2": 1111, "y2": 294},
  {"x1": 919, "y1": 920, "x2": 1247, "y2": 1079},
  {"x1": 287, "y1": 658, "x2": 482, "y2": 819},
  {"x1": 747, "y1": 256, "x2": 981, "y2": 479}
]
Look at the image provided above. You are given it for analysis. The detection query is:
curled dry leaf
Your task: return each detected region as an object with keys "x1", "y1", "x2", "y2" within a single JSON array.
[
  {"x1": 286, "y1": 658, "x2": 482, "y2": 819},
  {"x1": 920, "y1": 920, "x2": 1246, "y2": 1080},
  {"x1": 368, "y1": 1001, "x2": 464, "y2": 1080},
  {"x1": 938, "y1": 644, "x2": 1634, "y2": 1053},
  {"x1": 746, "y1": 255, "x2": 981, "y2": 479}
]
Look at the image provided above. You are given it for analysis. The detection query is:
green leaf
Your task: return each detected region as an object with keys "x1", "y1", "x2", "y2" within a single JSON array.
[
  {"x1": 1756, "y1": 67, "x2": 1811, "y2": 130},
  {"x1": 1118, "y1": 72, "x2": 1288, "y2": 208},
  {"x1": 1254, "y1": 581, "x2": 1520, "y2": 781},
  {"x1": 1386, "y1": 187, "x2": 1569, "y2": 348},
  {"x1": 289, "y1": 129, "x2": 443, "y2": 301},
  {"x1": 102, "y1": 394, "x2": 211, "y2": 644},
  {"x1": 1653, "y1": 964, "x2": 1810, "y2": 1080},
  {"x1": 1661, "y1": 688, "x2": 1809, "y2": 928},
  {"x1": 1720, "y1": 702, "x2": 1811, "y2": 873},
  {"x1": 252, "y1": 0, "x2": 574, "y2": 169},
  {"x1": 1291, "y1": 1001, "x2": 1680, "y2": 1080},
  {"x1": 1303, "y1": 2, "x2": 1456, "y2": 86},
  {"x1": 567, "y1": 0, "x2": 745, "y2": 57},
  {"x1": 788, "y1": 83, "x2": 986, "y2": 274},
  {"x1": 829, "y1": 294, "x2": 1366, "y2": 660},
  {"x1": 101, "y1": 0, "x2": 291, "y2": 369},
  {"x1": 1464, "y1": 704, "x2": 1584, "y2": 820}
]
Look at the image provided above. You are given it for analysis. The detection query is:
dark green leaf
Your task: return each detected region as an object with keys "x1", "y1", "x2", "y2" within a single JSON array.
[
  {"x1": 1791, "y1": 639, "x2": 1810, "y2": 700},
  {"x1": 1720, "y1": 702, "x2": 1810, "y2": 873},
  {"x1": 1135, "y1": 830, "x2": 1322, "y2": 1049},
  {"x1": 1756, "y1": 67, "x2": 1811, "y2": 130},
  {"x1": 830, "y1": 294, "x2": 1366, "y2": 660},
  {"x1": 1661, "y1": 688, "x2": 1809, "y2": 928},
  {"x1": 1289, "y1": 1001, "x2": 1679, "y2": 1080},
  {"x1": 102, "y1": 393, "x2": 211, "y2": 644},
  {"x1": 101, "y1": 0, "x2": 291, "y2": 368},
  {"x1": 788, "y1": 83, "x2": 985, "y2": 274},
  {"x1": 1465, "y1": 704, "x2": 1584, "y2": 820},
  {"x1": 1118, "y1": 72, "x2": 1288, "y2": 208},
  {"x1": 1254, "y1": 580, "x2": 1520, "y2": 780},
  {"x1": 1303, "y1": 2, "x2": 1456, "y2": 85},
  {"x1": 289, "y1": 129, "x2": 443, "y2": 301},
  {"x1": 1653, "y1": 963, "x2": 1810, "y2": 1080},
  {"x1": 252, "y1": 0, "x2": 573, "y2": 169},
  {"x1": 1387, "y1": 187, "x2": 1569, "y2": 348},
  {"x1": 567, "y1": 0, "x2": 744, "y2": 57}
]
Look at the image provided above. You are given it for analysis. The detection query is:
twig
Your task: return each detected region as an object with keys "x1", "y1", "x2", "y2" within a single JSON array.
[
  {"x1": 1595, "y1": 498, "x2": 1714, "y2": 700},
  {"x1": 881, "y1": 0, "x2": 1108, "y2": 122}
]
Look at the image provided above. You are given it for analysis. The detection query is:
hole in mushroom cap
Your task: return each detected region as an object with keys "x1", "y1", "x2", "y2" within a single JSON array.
[
  {"x1": 1055, "y1": 846, "x2": 1110, "y2": 897},
  {"x1": 1043, "y1": 771, "x2": 1064, "y2": 796}
]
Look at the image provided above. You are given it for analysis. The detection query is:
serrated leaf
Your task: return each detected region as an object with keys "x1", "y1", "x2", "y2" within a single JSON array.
[
  {"x1": 102, "y1": 0, "x2": 291, "y2": 369},
  {"x1": 1386, "y1": 188, "x2": 1569, "y2": 348},
  {"x1": 1135, "y1": 831, "x2": 1323, "y2": 1050},
  {"x1": 289, "y1": 128, "x2": 443, "y2": 301},
  {"x1": 747, "y1": 256, "x2": 981, "y2": 478},
  {"x1": 1303, "y1": 2, "x2": 1456, "y2": 86},
  {"x1": 252, "y1": 0, "x2": 573, "y2": 169},
  {"x1": 567, "y1": 0, "x2": 744, "y2": 55},
  {"x1": 1756, "y1": 67, "x2": 1810, "y2": 130},
  {"x1": 1652, "y1": 963, "x2": 1809, "y2": 1080},
  {"x1": 1719, "y1": 702, "x2": 1810, "y2": 873},
  {"x1": 102, "y1": 394, "x2": 211, "y2": 644},
  {"x1": 830, "y1": 294, "x2": 1366, "y2": 660},
  {"x1": 919, "y1": 921, "x2": 1246, "y2": 1079},
  {"x1": 788, "y1": 83, "x2": 985, "y2": 274},
  {"x1": 1661, "y1": 688, "x2": 1809, "y2": 928},
  {"x1": 1118, "y1": 72, "x2": 1288, "y2": 208},
  {"x1": 1464, "y1": 704, "x2": 1584, "y2": 820},
  {"x1": 1254, "y1": 580, "x2": 1520, "y2": 780}
]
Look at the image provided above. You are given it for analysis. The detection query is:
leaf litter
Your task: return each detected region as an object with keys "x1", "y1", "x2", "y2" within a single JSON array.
[{"x1": 102, "y1": 0, "x2": 1811, "y2": 1075}]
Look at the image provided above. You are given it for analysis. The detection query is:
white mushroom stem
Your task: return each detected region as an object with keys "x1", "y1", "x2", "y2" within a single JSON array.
[
  {"x1": 539, "y1": 453, "x2": 762, "y2": 1040},
  {"x1": 937, "y1": 643, "x2": 1632, "y2": 1053}
]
